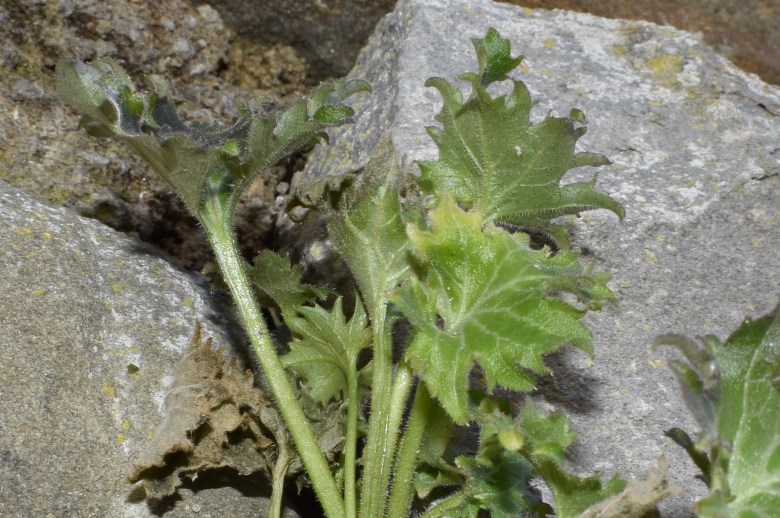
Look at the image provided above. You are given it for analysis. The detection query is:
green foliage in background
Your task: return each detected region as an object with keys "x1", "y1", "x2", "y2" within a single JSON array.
[{"x1": 657, "y1": 303, "x2": 780, "y2": 517}]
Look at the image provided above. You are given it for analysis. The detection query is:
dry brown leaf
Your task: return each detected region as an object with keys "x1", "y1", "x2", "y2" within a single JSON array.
[
  {"x1": 579, "y1": 456, "x2": 681, "y2": 518},
  {"x1": 128, "y1": 324, "x2": 347, "y2": 501}
]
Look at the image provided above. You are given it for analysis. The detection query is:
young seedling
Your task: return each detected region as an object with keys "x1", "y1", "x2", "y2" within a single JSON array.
[{"x1": 60, "y1": 28, "x2": 637, "y2": 517}]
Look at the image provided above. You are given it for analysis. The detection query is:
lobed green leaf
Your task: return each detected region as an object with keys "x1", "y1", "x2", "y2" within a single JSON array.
[
  {"x1": 327, "y1": 140, "x2": 418, "y2": 317},
  {"x1": 451, "y1": 448, "x2": 542, "y2": 518},
  {"x1": 417, "y1": 30, "x2": 623, "y2": 250},
  {"x1": 464, "y1": 27, "x2": 524, "y2": 87},
  {"x1": 246, "y1": 250, "x2": 329, "y2": 315},
  {"x1": 281, "y1": 298, "x2": 372, "y2": 405},
  {"x1": 516, "y1": 401, "x2": 627, "y2": 517},
  {"x1": 393, "y1": 193, "x2": 614, "y2": 423}
]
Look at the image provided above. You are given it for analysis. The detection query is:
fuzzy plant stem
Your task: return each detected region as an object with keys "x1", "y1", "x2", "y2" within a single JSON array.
[
  {"x1": 386, "y1": 380, "x2": 434, "y2": 518},
  {"x1": 270, "y1": 442, "x2": 293, "y2": 518},
  {"x1": 359, "y1": 334, "x2": 414, "y2": 518},
  {"x1": 419, "y1": 489, "x2": 472, "y2": 518},
  {"x1": 343, "y1": 363, "x2": 360, "y2": 518},
  {"x1": 200, "y1": 200, "x2": 345, "y2": 518},
  {"x1": 358, "y1": 309, "x2": 395, "y2": 518}
]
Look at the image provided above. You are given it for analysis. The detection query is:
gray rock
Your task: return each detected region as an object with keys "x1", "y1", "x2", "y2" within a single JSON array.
[
  {"x1": 303, "y1": 0, "x2": 780, "y2": 515},
  {"x1": 0, "y1": 181, "x2": 295, "y2": 516}
]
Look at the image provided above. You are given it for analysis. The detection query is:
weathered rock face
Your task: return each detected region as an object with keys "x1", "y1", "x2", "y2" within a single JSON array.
[
  {"x1": 302, "y1": 0, "x2": 780, "y2": 515},
  {"x1": 0, "y1": 180, "x2": 297, "y2": 516},
  {"x1": 504, "y1": 0, "x2": 780, "y2": 87}
]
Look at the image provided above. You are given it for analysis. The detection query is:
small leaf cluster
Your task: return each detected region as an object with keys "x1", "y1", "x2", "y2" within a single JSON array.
[{"x1": 57, "y1": 58, "x2": 370, "y2": 221}]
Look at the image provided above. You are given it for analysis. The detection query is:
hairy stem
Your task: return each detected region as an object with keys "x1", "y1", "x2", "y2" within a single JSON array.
[
  {"x1": 200, "y1": 200, "x2": 344, "y2": 518},
  {"x1": 344, "y1": 363, "x2": 360, "y2": 518},
  {"x1": 359, "y1": 340, "x2": 415, "y2": 518},
  {"x1": 419, "y1": 489, "x2": 471, "y2": 518},
  {"x1": 387, "y1": 381, "x2": 434, "y2": 518},
  {"x1": 358, "y1": 308, "x2": 394, "y2": 518},
  {"x1": 270, "y1": 441, "x2": 293, "y2": 518}
]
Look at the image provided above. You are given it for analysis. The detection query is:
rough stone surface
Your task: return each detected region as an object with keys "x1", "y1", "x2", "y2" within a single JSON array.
[
  {"x1": 0, "y1": 180, "x2": 297, "y2": 516},
  {"x1": 503, "y1": 0, "x2": 780, "y2": 87},
  {"x1": 302, "y1": 0, "x2": 780, "y2": 515}
]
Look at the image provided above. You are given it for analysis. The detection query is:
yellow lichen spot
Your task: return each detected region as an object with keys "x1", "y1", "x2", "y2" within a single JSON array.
[
  {"x1": 643, "y1": 323, "x2": 651, "y2": 332},
  {"x1": 111, "y1": 283, "x2": 124, "y2": 294},
  {"x1": 647, "y1": 358, "x2": 664, "y2": 369},
  {"x1": 41, "y1": 231, "x2": 52, "y2": 240},
  {"x1": 649, "y1": 100, "x2": 662, "y2": 107},
  {"x1": 117, "y1": 434, "x2": 126, "y2": 444},
  {"x1": 102, "y1": 382, "x2": 116, "y2": 398},
  {"x1": 543, "y1": 38, "x2": 555, "y2": 48},
  {"x1": 613, "y1": 45, "x2": 628, "y2": 57},
  {"x1": 522, "y1": 7, "x2": 534, "y2": 15},
  {"x1": 182, "y1": 297, "x2": 194, "y2": 309},
  {"x1": 647, "y1": 54, "x2": 683, "y2": 87},
  {"x1": 31, "y1": 288, "x2": 46, "y2": 297},
  {"x1": 656, "y1": 234, "x2": 666, "y2": 243},
  {"x1": 16, "y1": 226, "x2": 33, "y2": 236},
  {"x1": 122, "y1": 418, "x2": 131, "y2": 430},
  {"x1": 519, "y1": 64, "x2": 529, "y2": 74},
  {"x1": 104, "y1": 302, "x2": 113, "y2": 311},
  {"x1": 584, "y1": 357, "x2": 594, "y2": 367},
  {"x1": 644, "y1": 249, "x2": 657, "y2": 264}
]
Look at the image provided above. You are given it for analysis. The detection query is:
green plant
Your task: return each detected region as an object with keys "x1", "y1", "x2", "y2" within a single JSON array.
[
  {"x1": 656, "y1": 302, "x2": 780, "y2": 517},
  {"x1": 59, "y1": 29, "x2": 643, "y2": 517}
]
